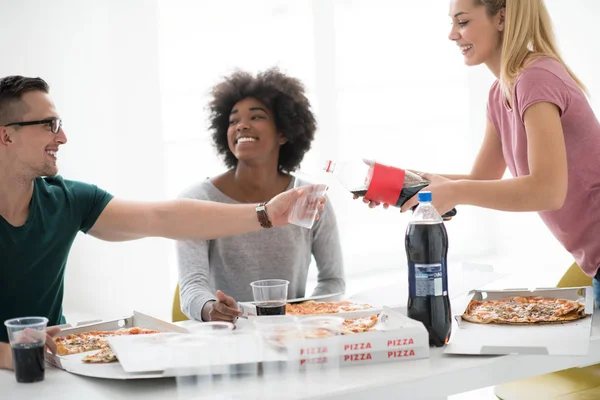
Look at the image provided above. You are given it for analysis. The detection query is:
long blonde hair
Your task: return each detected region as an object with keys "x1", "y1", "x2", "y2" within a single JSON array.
[{"x1": 477, "y1": 0, "x2": 587, "y2": 98}]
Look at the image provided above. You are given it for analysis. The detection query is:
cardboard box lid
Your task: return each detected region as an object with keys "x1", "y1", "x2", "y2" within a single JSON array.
[
  {"x1": 45, "y1": 311, "x2": 189, "y2": 379},
  {"x1": 108, "y1": 307, "x2": 431, "y2": 374},
  {"x1": 444, "y1": 287, "x2": 594, "y2": 356}
]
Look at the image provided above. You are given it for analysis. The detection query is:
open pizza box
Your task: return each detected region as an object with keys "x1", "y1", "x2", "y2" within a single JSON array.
[
  {"x1": 281, "y1": 307, "x2": 431, "y2": 369},
  {"x1": 444, "y1": 286, "x2": 594, "y2": 356},
  {"x1": 45, "y1": 311, "x2": 190, "y2": 380},
  {"x1": 106, "y1": 307, "x2": 430, "y2": 375},
  {"x1": 238, "y1": 292, "x2": 383, "y2": 319}
]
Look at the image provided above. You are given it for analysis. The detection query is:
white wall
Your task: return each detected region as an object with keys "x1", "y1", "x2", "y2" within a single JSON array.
[{"x1": 0, "y1": 0, "x2": 172, "y2": 322}]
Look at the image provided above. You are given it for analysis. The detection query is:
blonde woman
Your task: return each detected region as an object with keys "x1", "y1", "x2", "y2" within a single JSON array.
[{"x1": 366, "y1": 0, "x2": 600, "y2": 304}]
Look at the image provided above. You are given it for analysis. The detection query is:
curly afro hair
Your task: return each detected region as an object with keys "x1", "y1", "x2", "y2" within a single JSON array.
[{"x1": 208, "y1": 68, "x2": 316, "y2": 173}]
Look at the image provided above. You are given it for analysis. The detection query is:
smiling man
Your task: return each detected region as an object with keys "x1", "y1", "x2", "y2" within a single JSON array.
[{"x1": 0, "y1": 75, "x2": 326, "y2": 370}]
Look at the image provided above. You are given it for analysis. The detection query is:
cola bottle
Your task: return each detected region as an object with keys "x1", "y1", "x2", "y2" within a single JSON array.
[
  {"x1": 405, "y1": 191, "x2": 452, "y2": 347},
  {"x1": 323, "y1": 159, "x2": 456, "y2": 220}
]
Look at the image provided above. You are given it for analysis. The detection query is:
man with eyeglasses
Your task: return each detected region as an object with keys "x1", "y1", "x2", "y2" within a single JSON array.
[{"x1": 0, "y1": 75, "x2": 325, "y2": 370}]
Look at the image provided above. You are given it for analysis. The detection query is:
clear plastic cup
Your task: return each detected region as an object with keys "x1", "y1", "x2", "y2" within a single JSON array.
[
  {"x1": 250, "y1": 279, "x2": 289, "y2": 316},
  {"x1": 166, "y1": 334, "x2": 213, "y2": 399},
  {"x1": 253, "y1": 315, "x2": 299, "y2": 344},
  {"x1": 253, "y1": 315, "x2": 303, "y2": 396},
  {"x1": 288, "y1": 172, "x2": 328, "y2": 229},
  {"x1": 297, "y1": 316, "x2": 344, "y2": 385},
  {"x1": 299, "y1": 316, "x2": 344, "y2": 335},
  {"x1": 187, "y1": 321, "x2": 235, "y2": 336},
  {"x1": 4, "y1": 317, "x2": 48, "y2": 383}
]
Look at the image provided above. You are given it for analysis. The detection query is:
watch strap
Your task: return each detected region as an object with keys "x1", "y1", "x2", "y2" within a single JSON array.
[{"x1": 256, "y1": 202, "x2": 273, "y2": 228}]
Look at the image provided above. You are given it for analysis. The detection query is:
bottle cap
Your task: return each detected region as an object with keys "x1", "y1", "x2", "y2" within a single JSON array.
[{"x1": 418, "y1": 191, "x2": 432, "y2": 202}]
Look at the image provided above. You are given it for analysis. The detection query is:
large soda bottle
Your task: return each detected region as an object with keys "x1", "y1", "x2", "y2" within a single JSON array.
[
  {"x1": 323, "y1": 159, "x2": 457, "y2": 220},
  {"x1": 405, "y1": 191, "x2": 452, "y2": 347}
]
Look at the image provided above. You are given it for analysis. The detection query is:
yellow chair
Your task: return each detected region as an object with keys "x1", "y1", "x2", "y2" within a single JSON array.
[
  {"x1": 557, "y1": 262, "x2": 593, "y2": 289},
  {"x1": 172, "y1": 284, "x2": 189, "y2": 322},
  {"x1": 494, "y1": 262, "x2": 598, "y2": 400}
]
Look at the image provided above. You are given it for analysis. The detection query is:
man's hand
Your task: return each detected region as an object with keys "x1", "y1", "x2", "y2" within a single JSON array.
[
  {"x1": 0, "y1": 326, "x2": 61, "y2": 371},
  {"x1": 207, "y1": 290, "x2": 242, "y2": 322},
  {"x1": 266, "y1": 188, "x2": 326, "y2": 227},
  {"x1": 44, "y1": 326, "x2": 61, "y2": 354},
  {"x1": 0, "y1": 343, "x2": 12, "y2": 370}
]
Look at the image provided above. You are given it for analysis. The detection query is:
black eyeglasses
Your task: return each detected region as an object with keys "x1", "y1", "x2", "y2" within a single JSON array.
[{"x1": 4, "y1": 118, "x2": 63, "y2": 134}]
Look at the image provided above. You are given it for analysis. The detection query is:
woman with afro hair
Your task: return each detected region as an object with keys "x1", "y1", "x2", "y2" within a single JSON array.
[{"x1": 176, "y1": 68, "x2": 345, "y2": 323}]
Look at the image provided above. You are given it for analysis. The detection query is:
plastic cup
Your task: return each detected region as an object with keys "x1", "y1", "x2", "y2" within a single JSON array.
[
  {"x1": 288, "y1": 172, "x2": 328, "y2": 229},
  {"x1": 4, "y1": 317, "x2": 48, "y2": 383},
  {"x1": 253, "y1": 315, "x2": 302, "y2": 395},
  {"x1": 250, "y1": 279, "x2": 289, "y2": 316},
  {"x1": 187, "y1": 321, "x2": 235, "y2": 336},
  {"x1": 166, "y1": 334, "x2": 213, "y2": 399},
  {"x1": 253, "y1": 315, "x2": 299, "y2": 344},
  {"x1": 297, "y1": 316, "x2": 344, "y2": 384}
]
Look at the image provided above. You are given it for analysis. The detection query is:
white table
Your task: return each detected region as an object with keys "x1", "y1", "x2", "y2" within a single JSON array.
[
  {"x1": 3, "y1": 281, "x2": 599, "y2": 400},
  {"x1": 3, "y1": 319, "x2": 600, "y2": 400}
]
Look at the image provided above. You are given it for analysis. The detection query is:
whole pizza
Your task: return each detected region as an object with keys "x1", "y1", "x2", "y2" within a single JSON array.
[{"x1": 462, "y1": 296, "x2": 587, "y2": 325}]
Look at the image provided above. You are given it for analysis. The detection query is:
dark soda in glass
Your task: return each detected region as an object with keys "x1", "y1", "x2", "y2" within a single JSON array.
[
  {"x1": 256, "y1": 301, "x2": 286, "y2": 316},
  {"x1": 12, "y1": 343, "x2": 45, "y2": 383}
]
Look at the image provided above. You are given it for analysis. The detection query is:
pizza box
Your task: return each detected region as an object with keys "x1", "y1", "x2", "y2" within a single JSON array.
[
  {"x1": 444, "y1": 286, "x2": 594, "y2": 356},
  {"x1": 238, "y1": 293, "x2": 382, "y2": 319},
  {"x1": 283, "y1": 307, "x2": 430, "y2": 369},
  {"x1": 248, "y1": 307, "x2": 430, "y2": 354},
  {"x1": 107, "y1": 307, "x2": 430, "y2": 375},
  {"x1": 45, "y1": 311, "x2": 190, "y2": 380}
]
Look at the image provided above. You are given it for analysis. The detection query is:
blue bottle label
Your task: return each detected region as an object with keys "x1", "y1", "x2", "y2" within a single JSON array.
[{"x1": 408, "y1": 262, "x2": 448, "y2": 297}]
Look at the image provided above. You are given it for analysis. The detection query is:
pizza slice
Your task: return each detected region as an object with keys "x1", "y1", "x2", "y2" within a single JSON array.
[
  {"x1": 54, "y1": 334, "x2": 108, "y2": 356},
  {"x1": 82, "y1": 347, "x2": 118, "y2": 364},
  {"x1": 53, "y1": 327, "x2": 161, "y2": 358},
  {"x1": 341, "y1": 315, "x2": 379, "y2": 335}
]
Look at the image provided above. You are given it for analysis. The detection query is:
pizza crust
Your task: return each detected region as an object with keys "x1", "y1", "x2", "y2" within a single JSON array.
[{"x1": 286, "y1": 300, "x2": 374, "y2": 315}]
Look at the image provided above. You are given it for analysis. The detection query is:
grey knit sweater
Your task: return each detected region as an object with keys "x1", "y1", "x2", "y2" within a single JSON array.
[{"x1": 176, "y1": 177, "x2": 345, "y2": 321}]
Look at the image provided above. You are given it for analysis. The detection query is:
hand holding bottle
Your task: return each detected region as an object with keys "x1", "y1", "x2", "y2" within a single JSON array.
[{"x1": 344, "y1": 166, "x2": 457, "y2": 221}]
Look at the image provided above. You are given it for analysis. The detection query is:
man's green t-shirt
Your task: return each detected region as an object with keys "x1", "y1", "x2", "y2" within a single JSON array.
[{"x1": 0, "y1": 176, "x2": 113, "y2": 342}]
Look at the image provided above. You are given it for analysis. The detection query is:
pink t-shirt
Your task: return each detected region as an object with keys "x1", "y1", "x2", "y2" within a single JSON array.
[{"x1": 487, "y1": 57, "x2": 600, "y2": 277}]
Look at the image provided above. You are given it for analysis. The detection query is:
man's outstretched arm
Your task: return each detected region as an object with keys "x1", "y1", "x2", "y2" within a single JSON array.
[{"x1": 88, "y1": 188, "x2": 323, "y2": 242}]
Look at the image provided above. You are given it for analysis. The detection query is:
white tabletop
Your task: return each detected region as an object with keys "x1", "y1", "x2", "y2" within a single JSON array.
[
  {"x1": 3, "y1": 276, "x2": 600, "y2": 400},
  {"x1": 3, "y1": 323, "x2": 600, "y2": 400}
]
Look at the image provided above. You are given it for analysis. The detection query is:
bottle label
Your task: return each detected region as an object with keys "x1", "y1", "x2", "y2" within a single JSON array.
[
  {"x1": 409, "y1": 262, "x2": 448, "y2": 297},
  {"x1": 364, "y1": 162, "x2": 406, "y2": 205}
]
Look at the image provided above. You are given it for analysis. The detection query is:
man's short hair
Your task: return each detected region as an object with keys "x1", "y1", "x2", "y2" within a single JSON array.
[{"x1": 0, "y1": 76, "x2": 49, "y2": 125}]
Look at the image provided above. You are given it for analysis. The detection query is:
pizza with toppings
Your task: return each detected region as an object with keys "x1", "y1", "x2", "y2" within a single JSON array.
[
  {"x1": 269, "y1": 315, "x2": 380, "y2": 349},
  {"x1": 53, "y1": 327, "x2": 159, "y2": 363},
  {"x1": 286, "y1": 300, "x2": 373, "y2": 315},
  {"x1": 461, "y1": 296, "x2": 587, "y2": 325},
  {"x1": 341, "y1": 315, "x2": 379, "y2": 334},
  {"x1": 82, "y1": 347, "x2": 118, "y2": 363}
]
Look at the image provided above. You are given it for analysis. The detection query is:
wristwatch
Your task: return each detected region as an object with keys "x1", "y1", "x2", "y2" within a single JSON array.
[{"x1": 256, "y1": 202, "x2": 273, "y2": 228}]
